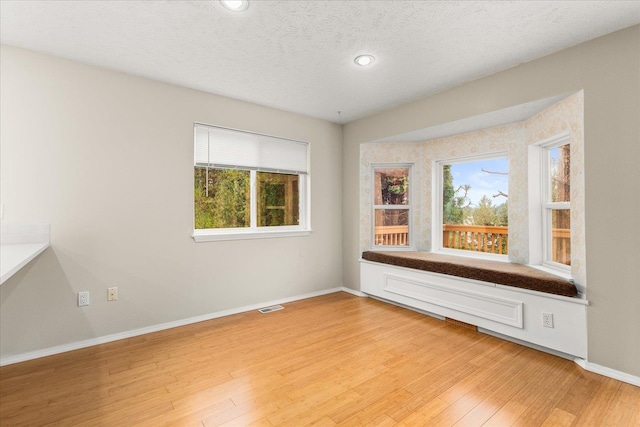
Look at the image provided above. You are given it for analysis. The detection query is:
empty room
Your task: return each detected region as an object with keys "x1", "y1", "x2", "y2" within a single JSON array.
[{"x1": 1, "y1": 1, "x2": 639, "y2": 425}]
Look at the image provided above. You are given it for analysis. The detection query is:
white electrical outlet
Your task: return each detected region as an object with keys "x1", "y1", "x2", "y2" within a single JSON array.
[
  {"x1": 78, "y1": 291, "x2": 90, "y2": 307},
  {"x1": 107, "y1": 287, "x2": 118, "y2": 301},
  {"x1": 542, "y1": 312, "x2": 554, "y2": 328}
]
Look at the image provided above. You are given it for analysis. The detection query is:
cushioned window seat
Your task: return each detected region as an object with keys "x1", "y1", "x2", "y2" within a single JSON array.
[{"x1": 361, "y1": 251, "x2": 577, "y2": 297}]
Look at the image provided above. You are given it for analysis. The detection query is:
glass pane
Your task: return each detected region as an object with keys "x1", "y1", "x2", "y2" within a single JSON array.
[
  {"x1": 551, "y1": 209, "x2": 571, "y2": 265},
  {"x1": 374, "y1": 209, "x2": 409, "y2": 246},
  {"x1": 194, "y1": 167, "x2": 250, "y2": 229},
  {"x1": 374, "y1": 168, "x2": 409, "y2": 205},
  {"x1": 550, "y1": 144, "x2": 570, "y2": 202},
  {"x1": 442, "y1": 158, "x2": 508, "y2": 226},
  {"x1": 257, "y1": 172, "x2": 300, "y2": 227},
  {"x1": 441, "y1": 157, "x2": 509, "y2": 255}
]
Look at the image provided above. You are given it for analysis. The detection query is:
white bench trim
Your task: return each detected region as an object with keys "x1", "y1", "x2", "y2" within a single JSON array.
[{"x1": 360, "y1": 259, "x2": 588, "y2": 358}]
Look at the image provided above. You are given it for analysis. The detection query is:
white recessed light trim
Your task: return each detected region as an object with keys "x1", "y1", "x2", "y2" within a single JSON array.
[
  {"x1": 220, "y1": 0, "x2": 249, "y2": 12},
  {"x1": 354, "y1": 54, "x2": 376, "y2": 66}
]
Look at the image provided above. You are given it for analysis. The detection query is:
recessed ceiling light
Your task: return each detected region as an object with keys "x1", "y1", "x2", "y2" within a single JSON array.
[
  {"x1": 220, "y1": 0, "x2": 249, "y2": 12},
  {"x1": 354, "y1": 54, "x2": 375, "y2": 66}
]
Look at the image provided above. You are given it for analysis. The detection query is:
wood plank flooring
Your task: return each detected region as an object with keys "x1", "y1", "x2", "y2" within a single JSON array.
[{"x1": 1, "y1": 292, "x2": 638, "y2": 426}]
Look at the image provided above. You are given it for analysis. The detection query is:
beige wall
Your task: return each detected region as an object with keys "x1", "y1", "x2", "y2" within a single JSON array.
[
  {"x1": 344, "y1": 26, "x2": 640, "y2": 376},
  {"x1": 0, "y1": 46, "x2": 343, "y2": 359}
]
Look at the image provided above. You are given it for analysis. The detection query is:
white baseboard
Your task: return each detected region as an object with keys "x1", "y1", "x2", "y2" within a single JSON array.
[
  {"x1": 4, "y1": 287, "x2": 639, "y2": 390},
  {"x1": 573, "y1": 358, "x2": 640, "y2": 387},
  {"x1": 367, "y1": 291, "x2": 640, "y2": 388},
  {"x1": 0, "y1": 286, "x2": 354, "y2": 367},
  {"x1": 340, "y1": 286, "x2": 368, "y2": 297},
  {"x1": 478, "y1": 327, "x2": 575, "y2": 361}
]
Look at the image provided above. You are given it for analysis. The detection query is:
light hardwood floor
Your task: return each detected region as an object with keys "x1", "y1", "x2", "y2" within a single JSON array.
[{"x1": 1, "y1": 292, "x2": 638, "y2": 426}]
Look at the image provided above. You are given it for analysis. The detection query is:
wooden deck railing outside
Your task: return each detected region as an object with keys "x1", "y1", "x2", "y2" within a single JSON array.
[
  {"x1": 443, "y1": 224, "x2": 509, "y2": 254},
  {"x1": 374, "y1": 225, "x2": 409, "y2": 246},
  {"x1": 552, "y1": 228, "x2": 571, "y2": 265},
  {"x1": 375, "y1": 224, "x2": 570, "y2": 263}
]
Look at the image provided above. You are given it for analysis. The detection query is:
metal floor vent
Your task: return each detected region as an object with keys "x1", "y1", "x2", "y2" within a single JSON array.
[{"x1": 258, "y1": 305, "x2": 284, "y2": 314}]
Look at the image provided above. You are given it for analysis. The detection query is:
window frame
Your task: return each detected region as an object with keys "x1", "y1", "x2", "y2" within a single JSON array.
[
  {"x1": 433, "y1": 152, "x2": 509, "y2": 261},
  {"x1": 533, "y1": 132, "x2": 571, "y2": 274},
  {"x1": 192, "y1": 123, "x2": 311, "y2": 242},
  {"x1": 370, "y1": 163, "x2": 414, "y2": 250},
  {"x1": 529, "y1": 133, "x2": 571, "y2": 272}
]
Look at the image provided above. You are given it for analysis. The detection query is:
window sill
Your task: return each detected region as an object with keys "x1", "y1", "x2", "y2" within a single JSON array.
[
  {"x1": 193, "y1": 228, "x2": 312, "y2": 242},
  {"x1": 528, "y1": 263, "x2": 572, "y2": 281},
  {"x1": 369, "y1": 246, "x2": 416, "y2": 252},
  {"x1": 528, "y1": 264, "x2": 586, "y2": 298},
  {"x1": 435, "y1": 248, "x2": 509, "y2": 263}
]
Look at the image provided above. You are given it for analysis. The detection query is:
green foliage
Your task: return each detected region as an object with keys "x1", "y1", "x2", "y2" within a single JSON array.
[
  {"x1": 473, "y1": 195, "x2": 497, "y2": 226},
  {"x1": 443, "y1": 164, "x2": 455, "y2": 209},
  {"x1": 385, "y1": 176, "x2": 407, "y2": 194},
  {"x1": 258, "y1": 173, "x2": 289, "y2": 227},
  {"x1": 495, "y1": 201, "x2": 508, "y2": 226},
  {"x1": 194, "y1": 169, "x2": 300, "y2": 229},
  {"x1": 472, "y1": 196, "x2": 509, "y2": 227},
  {"x1": 381, "y1": 174, "x2": 408, "y2": 205},
  {"x1": 443, "y1": 165, "x2": 471, "y2": 224},
  {"x1": 194, "y1": 168, "x2": 250, "y2": 229}
]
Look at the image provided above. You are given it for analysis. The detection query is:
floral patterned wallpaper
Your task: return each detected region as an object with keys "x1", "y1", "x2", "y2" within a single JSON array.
[{"x1": 360, "y1": 91, "x2": 586, "y2": 288}]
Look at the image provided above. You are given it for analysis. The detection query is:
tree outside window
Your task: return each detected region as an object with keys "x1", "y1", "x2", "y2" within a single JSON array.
[
  {"x1": 439, "y1": 156, "x2": 509, "y2": 256},
  {"x1": 546, "y1": 144, "x2": 571, "y2": 266},
  {"x1": 372, "y1": 166, "x2": 411, "y2": 247}
]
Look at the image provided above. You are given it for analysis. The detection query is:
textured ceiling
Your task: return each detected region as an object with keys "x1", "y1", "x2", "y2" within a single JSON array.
[{"x1": 1, "y1": 1, "x2": 639, "y2": 124}]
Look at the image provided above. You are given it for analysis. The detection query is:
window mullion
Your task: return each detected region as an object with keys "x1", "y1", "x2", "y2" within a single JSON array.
[
  {"x1": 373, "y1": 205, "x2": 410, "y2": 209},
  {"x1": 250, "y1": 170, "x2": 257, "y2": 229},
  {"x1": 544, "y1": 201, "x2": 570, "y2": 210}
]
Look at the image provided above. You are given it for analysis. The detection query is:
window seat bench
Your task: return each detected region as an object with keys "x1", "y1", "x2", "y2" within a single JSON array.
[
  {"x1": 360, "y1": 251, "x2": 587, "y2": 358},
  {"x1": 361, "y1": 251, "x2": 577, "y2": 297}
]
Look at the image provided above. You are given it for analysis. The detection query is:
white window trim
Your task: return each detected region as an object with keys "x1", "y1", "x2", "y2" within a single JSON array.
[
  {"x1": 529, "y1": 263, "x2": 572, "y2": 281},
  {"x1": 193, "y1": 227, "x2": 312, "y2": 243},
  {"x1": 193, "y1": 171, "x2": 311, "y2": 242},
  {"x1": 193, "y1": 124, "x2": 311, "y2": 242},
  {"x1": 432, "y1": 152, "x2": 509, "y2": 261},
  {"x1": 528, "y1": 132, "x2": 571, "y2": 274},
  {"x1": 370, "y1": 163, "x2": 414, "y2": 250}
]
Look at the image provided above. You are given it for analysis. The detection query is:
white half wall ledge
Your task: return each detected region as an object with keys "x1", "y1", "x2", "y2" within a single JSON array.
[{"x1": 0, "y1": 224, "x2": 50, "y2": 284}]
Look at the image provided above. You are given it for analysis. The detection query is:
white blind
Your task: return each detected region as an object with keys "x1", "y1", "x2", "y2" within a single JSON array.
[{"x1": 194, "y1": 124, "x2": 308, "y2": 174}]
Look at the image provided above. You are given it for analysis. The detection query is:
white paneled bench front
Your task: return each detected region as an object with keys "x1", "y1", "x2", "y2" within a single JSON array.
[{"x1": 360, "y1": 251, "x2": 588, "y2": 359}]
